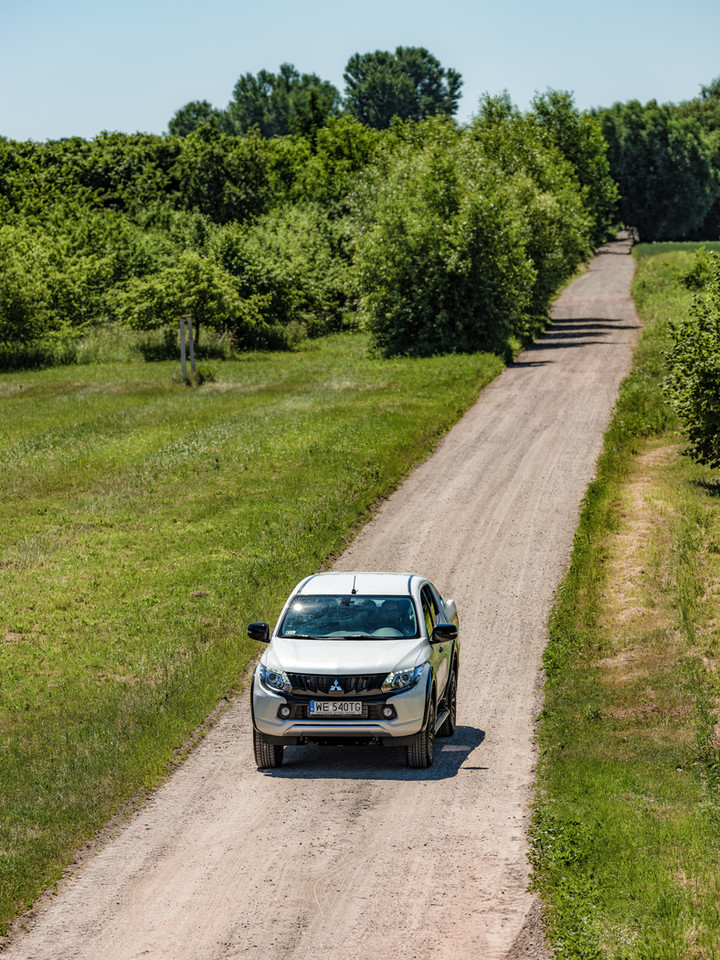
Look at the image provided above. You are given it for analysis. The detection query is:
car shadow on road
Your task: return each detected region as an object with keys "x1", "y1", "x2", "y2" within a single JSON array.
[{"x1": 260, "y1": 725, "x2": 486, "y2": 781}]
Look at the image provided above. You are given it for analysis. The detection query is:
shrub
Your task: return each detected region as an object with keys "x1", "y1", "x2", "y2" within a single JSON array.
[
  {"x1": 354, "y1": 119, "x2": 536, "y2": 356},
  {"x1": 664, "y1": 251, "x2": 720, "y2": 466},
  {"x1": 172, "y1": 123, "x2": 271, "y2": 224},
  {"x1": 471, "y1": 95, "x2": 593, "y2": 318},
  {"x1": 114, "y1": 251, "x2": 243, "y2": 340},
  {"x1": 682, "y1": 245, "x2": 715, "y2": 289},
  {"x1": 0, "y1": 224, "x2": 52, "y2": 343}
]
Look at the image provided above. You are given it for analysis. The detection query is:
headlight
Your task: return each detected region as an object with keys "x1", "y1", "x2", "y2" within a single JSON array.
[
  {"x1": 260, "y1": 663, "x2": 292, "y2": 693},
  {"x1": 382, "y1": 664, "x2": 424, "y2": 694}
]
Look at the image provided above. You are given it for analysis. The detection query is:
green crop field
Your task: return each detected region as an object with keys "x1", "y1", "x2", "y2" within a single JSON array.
[{"x1": 0, "y1": 333, "x2": 503, "y2": 933}]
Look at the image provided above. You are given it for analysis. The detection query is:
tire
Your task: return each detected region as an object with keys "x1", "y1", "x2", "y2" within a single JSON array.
[
  {"x1": 437, "y1": 667, "x2": 457, "y2": 738},
  {"x1": 253, "y1": 728, "x2": 284, "y2": 769},
  {"x1": 407, "y1": 693, "x2": 435, "y2": 768}
]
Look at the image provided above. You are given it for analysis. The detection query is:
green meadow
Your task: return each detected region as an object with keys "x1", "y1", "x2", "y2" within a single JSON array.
[{"x1": 0, "y1": 334, "x2": 502, "y2": 933}]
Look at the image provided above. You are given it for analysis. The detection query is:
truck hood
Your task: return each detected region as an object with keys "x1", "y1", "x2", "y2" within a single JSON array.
[{"x1": 263, "y1": 636, "x2": 427, "y2": 675}]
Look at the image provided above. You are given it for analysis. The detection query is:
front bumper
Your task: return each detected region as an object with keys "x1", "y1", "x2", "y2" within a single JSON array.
[{"x1": 251, "y1": 665, "x2": 429, "y2": 746}]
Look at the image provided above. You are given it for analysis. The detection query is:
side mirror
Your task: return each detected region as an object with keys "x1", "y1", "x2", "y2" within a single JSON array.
[
  {"x1": 431, "y1": 622, "x2": 458, "y2": 643},
  {"x1": 247, "y1": 622, "x2": 270, "y2": 643}
]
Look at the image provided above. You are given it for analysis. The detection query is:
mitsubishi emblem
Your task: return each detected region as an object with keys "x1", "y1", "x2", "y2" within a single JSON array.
[{"x1": 329, "y1": 679, "x2": 343, "y2": 692}]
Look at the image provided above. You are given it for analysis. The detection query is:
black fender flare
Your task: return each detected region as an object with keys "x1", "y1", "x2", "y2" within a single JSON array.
[
  {"x1": 449, "y1": 641, "x2": 459, "y2": 689},
  {"x1": 250, "y1": 672, "x2": 258, "y2": 731},
  {"x1": 421, "y1": 669, "x2": 435, "y2": 729}
]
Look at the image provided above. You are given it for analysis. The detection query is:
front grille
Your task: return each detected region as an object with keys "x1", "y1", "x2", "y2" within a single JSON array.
[
  {"x1": 287, "y1": 673, "x2": 387, "y2": 697},
  {"x1": 279, "y1": 703, "x2": 394, "y2": 721}
]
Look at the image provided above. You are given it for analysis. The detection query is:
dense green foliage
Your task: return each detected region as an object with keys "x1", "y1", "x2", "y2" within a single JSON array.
[
  {"x1": 223, "y1": 63, "x2": 341, "y2": 139},
  {"x1": 532, "y1": 89, "x2": 618, "y2": 246},
  {"x1": 167, "y1": 100, "x2": 223, "y2": 137},
  {"x1": 169, "y1": 47, "x2": 459, "y2": 139},
  {"x1": 664, "y1": 250, "x2": 720, "y2": 466},
  {"x1": 0, "y1": 86, "x2": 616, "y2": 361},
  {"x1": 343, "y1": 46, "x2": 462, "y2": 129},
  {"x1": 354, "y1": 119, "x2": 535, "y2": 356},
  {"x1": 354, "y1": 98, "x2": 614, "y2": 355},
  {"x1": 597, "y1": 78, "x2": 720, "y2": 241}
]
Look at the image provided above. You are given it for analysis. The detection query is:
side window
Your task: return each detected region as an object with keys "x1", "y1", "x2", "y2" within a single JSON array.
[{"x1": 420, "y1": 585, "x2": 438, "y2": 637}]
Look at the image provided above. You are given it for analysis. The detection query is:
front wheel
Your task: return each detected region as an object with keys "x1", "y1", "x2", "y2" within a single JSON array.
[
  {"x1": 407, "y1": 695, "x2": 435, "y2": 768},
  {"x1": 253, "y1": 728, "x2": 284, "y2": 769}
]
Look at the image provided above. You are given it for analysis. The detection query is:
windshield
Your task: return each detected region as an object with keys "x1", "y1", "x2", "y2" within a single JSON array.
[{"x1": 279, "y1": 595, "x2": 418, "y2": 639}]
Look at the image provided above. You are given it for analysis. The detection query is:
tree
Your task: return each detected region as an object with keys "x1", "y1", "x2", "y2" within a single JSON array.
[
  {"x1": 297, "y1": 116, "x2": 381, "y2": 207},
  {"x1": 531, "y1": 90, "x2": 618, "y2": 245},
  {"x1": 354, "y1": 119, "x2": 535, "y2": 357},
  {"x1": 664, "y1": 251, "x2": 720, "y2": 467},
  {"x1": 471, "y1": 93, "x2": 593, "y2": 317},
  {"x1": 0, "y1": 224, "x2": 50, "y2": 343},
  {"x1": 172, "y1": 121, "x2": 271, "y2": 223},
  {"x1": 224, "y1": 63, "x2": 341, "y2": 138},
  {"x1": 115, "y1": 250, "x2": 241, "y2": 344},
  {"x1": 598, "y1": 99, "x2": 718, "y2": 240},
  {"x1": 678, "y1": 76, "x2": 720, "y2": 134},
  {"x1": 168, "y1": 100, "x2": 223, "y2": 137},
  {"x1": 677, "y1": 77, "x2": 720, "y2": 238},
  {"x1": 343, "y1": 47, "x2": 462, "y2": 129}
]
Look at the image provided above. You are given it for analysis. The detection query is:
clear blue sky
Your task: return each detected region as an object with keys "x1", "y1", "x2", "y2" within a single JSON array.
[{"x1": 2, "y1": 0, "x2": 719, "y2": 142}]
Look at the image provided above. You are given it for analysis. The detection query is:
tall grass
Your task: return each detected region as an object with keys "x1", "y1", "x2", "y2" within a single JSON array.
[
  {"x1": 0, "y1": 324, "x2": 237, "y2": 372},
  {"x1": 0, "y1": 332, "x2": 503, "y2": 934}
]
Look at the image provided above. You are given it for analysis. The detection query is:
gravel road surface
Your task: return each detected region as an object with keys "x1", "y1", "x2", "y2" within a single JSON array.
[{"x1": 4, "y1": 235, "x2": 640, "y2": 960}]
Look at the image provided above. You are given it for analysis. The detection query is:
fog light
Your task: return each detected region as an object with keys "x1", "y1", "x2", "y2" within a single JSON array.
[
  {"x1": 382, "y1": 706, "x2": 394, "y2": 719},
  {"x1": 279, "y1": 706, "x2": 291, "y2": 718}
]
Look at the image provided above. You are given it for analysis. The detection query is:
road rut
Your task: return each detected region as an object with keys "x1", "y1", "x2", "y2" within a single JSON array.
[{"x1": 4, "y1": 235, "x2": 640, "y2": 960}]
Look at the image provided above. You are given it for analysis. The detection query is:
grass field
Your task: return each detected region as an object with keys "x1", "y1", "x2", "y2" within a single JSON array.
[
  {"x1": 631, "y1": 240, "x2": 720, "y2": 259},
  {"x1": 0, "y1": 333, "x2": 504, "y2": 934},
  {"x1": 531, "y1": 246, "x2": 720, "y2": 958}
]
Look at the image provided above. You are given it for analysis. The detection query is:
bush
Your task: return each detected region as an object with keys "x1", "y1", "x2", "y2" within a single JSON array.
[
  {"x1": 353, "y1": 107, "x2": 599, "y2": 357},
  {"x1": 238, "y1": 204, "x2": 353, "y2": 334},
  {"x1": 355, "y1": 132, "x2": 536, "y2": 356},
  {"x1": 172, "y1": 123, "x2": 271, "y2": 224},
  {"x1": 682, "y1": 245, "x2": 715, "y2": 289},
  {"x1": 0, "y1": 224, "x2": 51, "y2": 343},
  {"x1": 471, "y1": 95, "x2": 593, "y2": 319},
  {"x1": 114, "y1": 250, "x2": 243, "y2": 339},
  {"x1": 664, "y1": 251, "x2": 720, "y2": 467}
]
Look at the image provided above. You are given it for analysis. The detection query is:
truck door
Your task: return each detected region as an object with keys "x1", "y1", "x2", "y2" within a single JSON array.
[{"x1": 420, "y1": 584, "x2": 449, "y2": 702}]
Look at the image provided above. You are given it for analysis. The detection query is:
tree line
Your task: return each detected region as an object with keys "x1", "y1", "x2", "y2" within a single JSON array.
[
  {"x1": 2, "y1": 46, "x2": 720, "y2": 370},
  {"x1": 169, "y1": 47, "x2": 462, "y2": 137},
  {"x1": 0, "y1": 45, "x2": 619, "y2": 363},
  {"x1": 170, "y1": 49, "x2": 720, "y2": 245},
  {"x1": 595, "y1": 78, "x2": 720, "y2": 241}
]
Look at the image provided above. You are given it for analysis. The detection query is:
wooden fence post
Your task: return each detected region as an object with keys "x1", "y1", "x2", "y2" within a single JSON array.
[{"x1": 186, "y1": 315, "x2": 196, "y2": 374}]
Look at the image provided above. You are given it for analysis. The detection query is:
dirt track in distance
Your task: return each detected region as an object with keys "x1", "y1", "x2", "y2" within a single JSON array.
[{"x1": 3, "y1": 235, "x2": 640, "y2": 960}]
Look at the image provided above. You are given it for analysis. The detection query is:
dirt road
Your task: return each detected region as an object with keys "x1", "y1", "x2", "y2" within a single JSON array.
[{"x1": 4, "y1": 236, "x2": 640, "y2": 960}]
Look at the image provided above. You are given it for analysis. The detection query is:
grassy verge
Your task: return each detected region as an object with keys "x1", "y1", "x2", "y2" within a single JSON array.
[
  {"x1": 531, "y1": 247, "x2": 720, "y2": 958},
  {"x1": 0, "y1": 332, "x2": 504, "y2": 934}
]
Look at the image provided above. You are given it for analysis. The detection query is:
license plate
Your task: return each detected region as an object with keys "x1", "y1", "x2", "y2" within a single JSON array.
[{"x1": 309, "y1": 701, "x2": 362, "y2": 716}]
